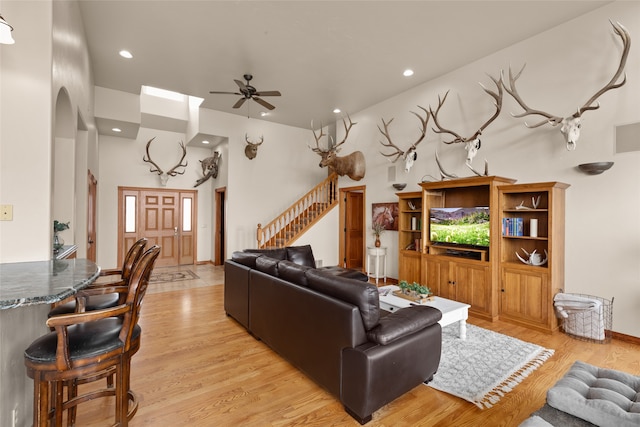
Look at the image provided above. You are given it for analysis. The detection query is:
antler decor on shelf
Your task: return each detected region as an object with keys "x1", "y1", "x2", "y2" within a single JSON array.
[
  {"x1": 430, "y1": 73, "x2": 503, "y2": 166},
  {"x1": 503, "y1": 20, "x2": 630, "y2": 151},
  {"x1": 142, "y1": 137, "x2": 188, "y2": 186},
  {"x1": 378, "y1": 106, "x2": 430, "y2": 172}
]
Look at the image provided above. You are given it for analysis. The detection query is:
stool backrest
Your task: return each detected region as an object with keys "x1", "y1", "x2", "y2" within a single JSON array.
[
  {"x1": 121, "y1": 238, "x2": 148, "y2": 282},
  {"x1": 119, "y1": 245, "x2": 161, "y2": 348}
]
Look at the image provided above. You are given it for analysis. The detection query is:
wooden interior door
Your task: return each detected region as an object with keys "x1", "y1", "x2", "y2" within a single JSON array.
[
  {"x1": 118, "y1": 187, "x2": 197, "y2": 268},
  {"x1": 340, "y1": 187, "x2": 365, "y2": 270},
  {"x1": 87, "y1": 170, "x2": 97, "y2": 262},
  {"x1": 142, "y1": 191, "x2": 180, "y2": 267},
  {"x1": 214, "y1": 187, "x2": 226, "y2": 265}
]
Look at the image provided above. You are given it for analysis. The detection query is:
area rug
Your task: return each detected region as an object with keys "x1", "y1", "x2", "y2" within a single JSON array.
[
  {"x1": 427, "y1": 323, "x2": 554, "y2": 409},
  {"x1": 149, "y1": 270, "x2": 199, "y2": 284}
]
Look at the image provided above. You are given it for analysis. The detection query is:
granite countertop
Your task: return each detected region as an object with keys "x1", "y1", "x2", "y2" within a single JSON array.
[{"x1": 0, "y1": 259, "x2": 100, "y2": 309}]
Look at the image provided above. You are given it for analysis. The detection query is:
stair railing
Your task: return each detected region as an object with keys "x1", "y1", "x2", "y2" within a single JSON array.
[{"x1": 257, "y1": 173, "x2": 338, "y2": 248}]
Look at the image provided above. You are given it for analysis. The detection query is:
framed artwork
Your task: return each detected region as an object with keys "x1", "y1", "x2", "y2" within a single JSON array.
[{"x1": 372, "y1": 202, "x2": 399, "y2": 231}]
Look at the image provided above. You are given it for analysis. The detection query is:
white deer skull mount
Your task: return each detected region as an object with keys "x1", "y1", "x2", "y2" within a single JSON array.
[
  {"x1": 378, "y1": 106, "x2": 429, "y2": 173},
  {"x1": 503, "y1": 21, "x2": 630, "y2": 150},
  {"x1": 142, "y1": 137, "x2": 188, "y2": 186}
]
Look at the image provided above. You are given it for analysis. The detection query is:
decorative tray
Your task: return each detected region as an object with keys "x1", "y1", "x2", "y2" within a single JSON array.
[{"x1": 392, "y1": 290, "x2": 435, "y2": 304}]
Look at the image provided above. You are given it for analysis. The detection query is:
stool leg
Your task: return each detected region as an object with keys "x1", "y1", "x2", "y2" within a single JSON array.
[
  {"x1": 33, "y1": 373, "x2": 50, "y2": 427},
  {"x1": 54, "y1": 380, "x2": 64, "y2": 426},
  {"x1": 115, "y1": 361, "x2": 127, "y2": 427}
]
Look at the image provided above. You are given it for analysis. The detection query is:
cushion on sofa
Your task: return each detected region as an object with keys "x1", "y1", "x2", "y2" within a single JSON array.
[
  {"x1": 366, "y1": 306, "x2": 442, "y2": 345},
  {"x1": 245, "y1": 247, "x2": 287, "y2": 260},
  {"x1": 318, "y1": 265, "x2": 369, "y2": 282},
  {"x1": 547, "y1": 360, "x2": 640, "y2": 427},
  {"x1": 255, "y1": 256, "x2": 280, "y2": 277},
  {"x1": 231, "y1": 251, "x2": 262, "y2": 269},
  {"x1": 285, "y1": 245, "x2": 316, "y2": 268},
  {"x1": 277, "y1": 260, "x2": 311, "y2": 287},
  {"x1": 305, "y1": 269, "x2": 380, "y2": 330}
]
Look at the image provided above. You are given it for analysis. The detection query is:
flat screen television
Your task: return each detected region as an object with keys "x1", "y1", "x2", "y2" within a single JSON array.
[{"x1": 429, "y1": 207, "x2": 490, "y2": 248}]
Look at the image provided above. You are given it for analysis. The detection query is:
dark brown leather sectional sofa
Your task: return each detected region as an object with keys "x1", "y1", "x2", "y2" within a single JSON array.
[{"x1": 224, "y1": 245, "x2": 442, "y2": 424}]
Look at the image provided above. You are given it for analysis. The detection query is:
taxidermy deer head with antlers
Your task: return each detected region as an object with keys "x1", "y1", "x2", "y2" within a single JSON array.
[
  {"x1": 309, "y1": 114, "x2": 366, "y2": 181},
  {"x1": 378, "y1": 106, "x2": 429, "y2": 173},
  {"x1": 430, "y1": 73, "x2": 503, "y2": 166},
  {"x1": 503, "y1": 21, "x2": 630, "y2": 151},
  {"x1": 143, "y1": 137, "x2": 188, "y2": 186},
  {"x1": 244, "y1": 134, "x2": 264, "y2": 160}
]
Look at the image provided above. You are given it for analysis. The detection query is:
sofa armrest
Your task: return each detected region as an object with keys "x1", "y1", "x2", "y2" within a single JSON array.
[
  {"x1": 366, "y1": 306, "x2": 441, "y2": 345},
  {"x1": 342, "y1": 323, "x2": 442, "y2": 424}
]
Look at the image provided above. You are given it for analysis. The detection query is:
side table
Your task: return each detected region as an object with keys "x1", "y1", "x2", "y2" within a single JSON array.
[{"x1": 367, "y1": 246, "x2": 387, "y2": 284}]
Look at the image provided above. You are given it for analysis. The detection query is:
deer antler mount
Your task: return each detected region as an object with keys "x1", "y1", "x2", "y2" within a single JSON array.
[
  {"x1": 378, "y1": 106, "x2": 430, "y2": 172},
  {"x1": 430, "y1": 73, "x2": 503, "y2": 166},
  {"x1": 503, "y1": 20, "x2": 630, "y2": 150},
  {"x1": 143, "y1": 137, "x2": 188, "y2": 186}
]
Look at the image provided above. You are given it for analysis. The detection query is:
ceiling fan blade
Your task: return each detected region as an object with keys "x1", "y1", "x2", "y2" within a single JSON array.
[
  {"x1": 253, "y1": 97, "x2": 276, "y2": 110},
  {"x1": 232, "y1": 97, "x2": 247, "y2": 109},
  {"x1": 234, "y1": 79, "x2": 248, "y2": 92},
  {"x1": 209, "y1": 91, "x2": 242, "y2": 95},
  {"x1": 254, "y1": 90, "x2": 281, "y2": 97}
]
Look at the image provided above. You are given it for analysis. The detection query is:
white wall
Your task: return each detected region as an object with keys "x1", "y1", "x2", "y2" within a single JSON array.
[{"x1": 338, "y1": 1, "x2": 640, "y2": 336}]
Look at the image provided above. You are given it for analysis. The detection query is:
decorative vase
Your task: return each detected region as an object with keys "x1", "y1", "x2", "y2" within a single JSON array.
[
  {"x1": 375, "y1": 236, "x2": 381, "y2": 247},
  {"x1": 53, "y1": 233, "x2": 64, "y2": 252}
]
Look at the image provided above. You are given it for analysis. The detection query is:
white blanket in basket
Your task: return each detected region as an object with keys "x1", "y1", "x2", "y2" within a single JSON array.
[{"x1": 554, "y1": 293, "x2": 605, "y2": 341}]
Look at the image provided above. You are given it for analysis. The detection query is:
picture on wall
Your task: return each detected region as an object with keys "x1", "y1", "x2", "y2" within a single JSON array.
[{"x1": 372, "y1": 202, "x2": 399, "y2": 231}]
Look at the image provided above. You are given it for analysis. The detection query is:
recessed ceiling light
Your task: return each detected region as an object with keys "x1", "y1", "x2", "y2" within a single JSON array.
[
  {"x1": 202, "y1": 140, "x2": 210, "y2": 144},
  {"x1": 333, "y1": 108, "x2": 341, "y2": 114},
  {"x1": 260, "y1": 112, "x2": 268, "y2": 117},
  {"x1": 403, "y1": 69, "x2": 414, "y2": 77},
  {"x1": 119, "y1": 50, "x2": 133, "y2": 59},
  {"x1": 112, "y1": 128, "x2": 122, "y2": 133}
]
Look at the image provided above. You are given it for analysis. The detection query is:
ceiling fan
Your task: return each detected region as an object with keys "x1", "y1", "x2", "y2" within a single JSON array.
[{"x1": 209, "y1": 74, "x2": 281, "y2": 110}]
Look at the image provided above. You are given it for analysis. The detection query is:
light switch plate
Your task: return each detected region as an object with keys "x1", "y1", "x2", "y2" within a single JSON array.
[{"x1": 1, "y1": 204, "x2": 13, "y2": 221}]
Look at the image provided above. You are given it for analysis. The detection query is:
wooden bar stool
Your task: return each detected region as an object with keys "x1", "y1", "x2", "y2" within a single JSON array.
[
  {"x1": 24, "y1": 245, "x2": 160, "y2": 427},
  {"x1": 49, "y1": 238, "x2": 147, "y2": 318}
]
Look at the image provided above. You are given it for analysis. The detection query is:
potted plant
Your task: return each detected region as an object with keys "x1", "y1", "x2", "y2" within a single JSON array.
[
  {"x1": 372, "y1": 222, "x2": 385, "y2": 247},
  {"x1": 53, "y1": 220, "x2": 70, "y2": 252}
]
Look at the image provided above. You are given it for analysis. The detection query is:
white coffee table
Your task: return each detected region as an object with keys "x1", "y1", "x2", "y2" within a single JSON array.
[{"x1": 378, "y1": 285, "x2": 471, "y2": 340}]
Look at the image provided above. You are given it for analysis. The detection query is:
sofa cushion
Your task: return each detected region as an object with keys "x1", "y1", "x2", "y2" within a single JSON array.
[
  {"x1": 285, "y1": 245, "x2": 316, "y2": 268},
  {"x1": 245, "y1": 247, "x2": 287, "y2": 260},
  {"x1": 305, "y1": 269, "x2": 380, "y2": 330},
  {"x1": 277, "y1": 260, "x2": 311, "y2": 287},
  {"x1": 318, "y1": 266, "x2": 369, "y2": 282},
  {"x1": 366, "y1": 306, "x2": 442, "y2": 345},
  {"x1": 255, "y1": 256, "x2": 280, "y2": 277},
  {"x1": 231, "y1": 251, "x2": 262, "y2": 269}
]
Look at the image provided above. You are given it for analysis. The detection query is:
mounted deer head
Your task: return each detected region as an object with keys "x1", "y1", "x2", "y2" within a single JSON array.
[
  {"x1": 143, "y1": 137, "x2": 188, "y2": 186},
  {"x1": 430, "y1": 73, "x2": 503, "y2": 165},
  {"x1": 244, "y1": 134, "x2": 264, "y2": 160},
  {"x1": 310, "y1": 114, "x2": 366, "y2": 181},
  {"x1": 378, "y1": 106, "x2": 430, "y2": 172},
  {"x1": 503, "y1": 21, "x2": 630, "y2": 150}
]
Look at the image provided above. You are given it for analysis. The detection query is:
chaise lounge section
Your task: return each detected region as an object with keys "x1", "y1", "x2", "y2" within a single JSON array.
[{"x1": 224, "y1": 245, "x2": 443, "y2": 424}]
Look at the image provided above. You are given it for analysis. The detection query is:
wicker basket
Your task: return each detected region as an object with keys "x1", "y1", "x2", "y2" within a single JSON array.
[{"x1": 557, "y1": 293, "x2": 613, "y2": 344}]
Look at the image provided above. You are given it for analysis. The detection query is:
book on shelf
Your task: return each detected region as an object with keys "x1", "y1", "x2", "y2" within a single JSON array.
[{"x1": 502, "y1": 217, "x2": 524, "y2": 236}]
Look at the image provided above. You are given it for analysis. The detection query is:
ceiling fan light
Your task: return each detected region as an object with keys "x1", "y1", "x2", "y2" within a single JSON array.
[{"x1": 0, "y1": 14, "x2": 15, "y2": 45}]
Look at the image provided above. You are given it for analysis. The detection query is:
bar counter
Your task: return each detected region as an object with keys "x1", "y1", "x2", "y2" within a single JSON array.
[
  {"x1": 0, "y1": 258, "x2": 100, "y2": 427},
  {"x1": 0, "y1": 258, "x2": 100, "y2": 309}
]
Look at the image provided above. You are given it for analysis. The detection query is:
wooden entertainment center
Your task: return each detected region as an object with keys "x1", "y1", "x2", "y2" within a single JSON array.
[{"x1": 397, "y1": 176, "x2": 569, "y2": 333}]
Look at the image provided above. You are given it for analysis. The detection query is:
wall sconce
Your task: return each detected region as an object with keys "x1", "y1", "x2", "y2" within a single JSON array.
[{"x1": 0, "y1": 14, "x2": 15, "y2": 45}]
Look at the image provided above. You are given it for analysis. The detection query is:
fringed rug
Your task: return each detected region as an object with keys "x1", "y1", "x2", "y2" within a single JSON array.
[
  {"x1": 427, "y1": 323, "x2": 554, "y2": 409},
  {"x1": 149, "y1": 270, "x2": 199, "y2": 284}
]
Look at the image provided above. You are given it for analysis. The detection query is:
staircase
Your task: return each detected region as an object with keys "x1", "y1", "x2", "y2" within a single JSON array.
[{"x1": 257, "y1": 173, "x2": 339, "y2": 248}]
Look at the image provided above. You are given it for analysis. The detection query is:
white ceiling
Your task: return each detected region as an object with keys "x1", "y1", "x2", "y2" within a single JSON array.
[{"x1": 78, "y1": 1, "x2": 611, "y2": 131}]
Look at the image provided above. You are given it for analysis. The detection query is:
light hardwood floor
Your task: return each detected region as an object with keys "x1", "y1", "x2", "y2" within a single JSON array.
[{"x1": 71, "y1": 264, "x2": 640, "y2": 426}]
